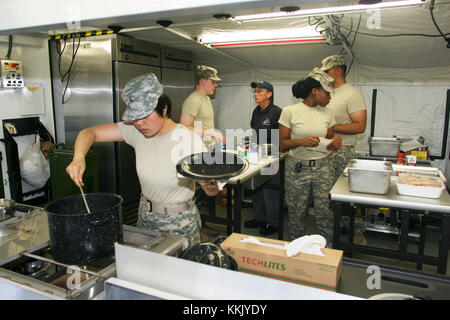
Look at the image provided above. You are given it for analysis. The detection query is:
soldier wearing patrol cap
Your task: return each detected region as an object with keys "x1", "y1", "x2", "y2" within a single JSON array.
[
  {"x1": 66, "y1": 73, "x2": 219, "y2": 246},
  {"x1": 321, "y1": 55, "x2": 368, "y2": 246},
  {"x1": 278, "y1": 68, "x2": 342, "y2": 245},
  {"x1": 180, "y1": 65, "x2": 226, "y2": 239},
  {"x1": 181, "y1": 65, "x2": 225, "y2": 146}
]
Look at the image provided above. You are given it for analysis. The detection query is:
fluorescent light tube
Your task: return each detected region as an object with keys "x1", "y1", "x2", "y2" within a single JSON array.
[
  {"x1": 208, "y1": 37, "x2": 325, "y2": 47},
  {"x1": 199, "y1": 26, "x2": 325, "y2": 47},
  {"x1": 234, "y1": 0, "x2": 425, "y2": 22}
]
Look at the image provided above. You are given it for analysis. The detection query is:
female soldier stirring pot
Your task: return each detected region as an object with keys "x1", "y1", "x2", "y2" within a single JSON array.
[
  {"x1": 66, "y1": 73, "x2": 219, "y2": 246},
  {"x1": 279, "y1": 68, "x2": 342, "y2": 245}
]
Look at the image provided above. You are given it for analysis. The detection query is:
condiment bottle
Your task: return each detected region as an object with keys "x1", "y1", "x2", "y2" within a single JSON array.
[
  {"x1": 397, "y1": 153, "x2": 404, "y2": 165},
  {"x1": 406, "y1": 154, "x2": 417, "y2": 166}
]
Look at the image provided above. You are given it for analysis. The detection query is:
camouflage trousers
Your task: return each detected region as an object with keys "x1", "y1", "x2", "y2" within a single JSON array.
[
  {"x1": 329, "y1": 147, "x2": 365, "y2": 236},
  {"x1": 194, "y1": 187, "x2": 209, "y2": 213},
  {"x1": 137, "y1": 195, "x2": 201, "y2": 247},
  {"x1": 285, "y1": 157, "x2": 335, "y2": 245}
]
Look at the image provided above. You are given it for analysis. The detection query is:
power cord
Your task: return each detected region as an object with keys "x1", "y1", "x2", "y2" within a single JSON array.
[
  {"x1": 429, "y1": 0, "x2": 450, "y2": 48},
  {"x1": 56, "y1": 33, "x2": 81, "y2": 104},
  {"x1": 309, "y1": 14, "x2": 357, "y2": 76},
  {"x1": 4, "y1": 35, "x2": 12, "y2": 59}
]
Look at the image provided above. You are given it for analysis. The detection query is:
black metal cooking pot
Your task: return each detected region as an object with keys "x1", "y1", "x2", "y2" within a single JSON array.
[{"x1": 45, "y1": 193, "x2": 123, "y2": 265}]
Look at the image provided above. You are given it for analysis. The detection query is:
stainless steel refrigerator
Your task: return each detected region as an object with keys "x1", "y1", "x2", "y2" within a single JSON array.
[
  {"x1": 49, "y1": 34, "x2": 163, "y2": 224},
  {"x1": 160, "y1": 46, "x2": 195, "y2": 123}
]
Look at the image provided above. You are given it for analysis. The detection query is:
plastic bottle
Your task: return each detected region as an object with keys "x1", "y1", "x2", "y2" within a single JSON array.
[
  {"x1": 406, "y1": 154, "x2": 417, "y2": 166},
  {"x1": 396, "y1": 153, "x2": 404, "y2": 165},
  {"x1": 249, "y1": 144, "x2": 259, "y2": 164}
]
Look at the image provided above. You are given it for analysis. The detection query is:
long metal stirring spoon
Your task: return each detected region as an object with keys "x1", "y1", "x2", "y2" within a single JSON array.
[{"x1": 79, "y1": 185, "x2": 91, "y2": 214}]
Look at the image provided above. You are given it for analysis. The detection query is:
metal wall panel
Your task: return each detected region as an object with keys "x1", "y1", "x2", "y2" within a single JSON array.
[{"x1": 51, "y1": 35, "x2": 117, "y2": 194}]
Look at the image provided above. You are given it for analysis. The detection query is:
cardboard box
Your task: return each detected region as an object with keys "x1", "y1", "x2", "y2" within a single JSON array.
[{"x1": 220, "y1": 233, "x2": 343, "y2": 292}]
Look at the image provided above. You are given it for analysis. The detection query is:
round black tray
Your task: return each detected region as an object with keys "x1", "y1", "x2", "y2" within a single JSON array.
[{"x1": 176, "y1": 151, "x2": 248, "y2": 181}]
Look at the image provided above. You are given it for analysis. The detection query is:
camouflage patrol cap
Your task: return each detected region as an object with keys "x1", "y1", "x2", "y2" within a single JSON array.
[
  {"x1": 195, "y1": 65, "x2": 222, "y2": 81},
  {"x1": 121, "y1": 73, "x2": 163, "y2": 121},
  {"x1": 308, "y1": 67, "x2": 334, "y2": 93},
  {"x1": 320, "y1": 55, "x2": 346, "y2": 72}
]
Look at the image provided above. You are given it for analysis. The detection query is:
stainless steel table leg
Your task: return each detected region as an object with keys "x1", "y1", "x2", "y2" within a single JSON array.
[
  {"x1": 234, "y1": 183, "x2": 242, "y2": 233},
  {"x1": 437, "y1": 214, "x2": 450, "y2": 274},
  {"x1": 348, "y1": 206, "x2": 355, "y2": 258},
  {"x1": 226, "y1": 185, "x2": 233, "y2": 235},
  {"x1": 333, "y1": 202, "x2": 343, "y2": 250},
  {"x1": 417, "y1": 215, "x2": 426, "y2": 271},
  {"x1": 400, "y1": 210, "x2": 411, "y2": 253},
  {"x1": 278, "y1": 158, "x2": 285, "y2": 240}
]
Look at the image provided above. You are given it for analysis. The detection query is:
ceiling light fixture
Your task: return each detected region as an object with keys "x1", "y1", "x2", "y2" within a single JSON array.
[
  {"x1": 234, "y1": 0, "x2": 425, "y2": 22},
  {"x1": 198, "y1": 27, "x2": 325, "y2": 48}
]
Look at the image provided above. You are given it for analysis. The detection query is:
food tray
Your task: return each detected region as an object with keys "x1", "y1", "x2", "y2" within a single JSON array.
[
  {"x1": 347, "y1": 159, "x2": 393, "y2": 195},
  {"x1": 369, "y1": 137, "x2": 400, "y2": 157},
  {"x1": 176, "y1": 151, "x2": 249, "y2": 181},
  {"x1": 395, "y1": 173, "x2": 445, "y2": 199}
]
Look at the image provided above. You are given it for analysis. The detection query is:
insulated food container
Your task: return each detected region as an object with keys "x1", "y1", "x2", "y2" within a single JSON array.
[
  {"x1": 369, "y1": 137, "x2": 401, "y2": 157},
  {"x1": 347, "y1": 159, "x2": 393, "y2": 194}
]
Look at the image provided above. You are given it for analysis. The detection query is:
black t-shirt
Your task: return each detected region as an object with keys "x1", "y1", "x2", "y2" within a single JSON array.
[{"x1": 250, "y1": 103, "x2": 282, "y2": 145}]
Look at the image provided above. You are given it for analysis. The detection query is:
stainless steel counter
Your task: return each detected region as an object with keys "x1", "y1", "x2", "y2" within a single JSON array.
[
  {"x1": 330, "y1": 174, "x2": 450, "y2": 214},
  {"x1": 330, "y1": 170, "x2": 450, "y2": 274},
  {"x1": 202, "y1": 152, "x2": 287, "y2": 239},
  {"x1": 227, "y1": 152, "x2": 287, "y2": 187}
]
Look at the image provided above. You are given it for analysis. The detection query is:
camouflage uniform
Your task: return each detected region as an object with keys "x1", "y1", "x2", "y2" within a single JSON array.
[
  {"x1": 285, "y1": 156, "x2": 335, "y2": 245},
  {"x1": 120, "y1": 73, "x2": 203, "y2": 246},
  {"x1": 329, "y1": 147, "x2": 355, "y2": 183},
  {"x1": 321, "y1": 55, "x2": 367, "y2": 237},
  {"x1": 329, "y1": 147, "x2": 366, "y2": 236},
  {"x1": 137, "y1": 196, "x2": 201, "y2": 247},
  {"x1": 122, "y1": 73, "x2": 163, "y2": 120},
  {"x1": 281, "y1": 68, "x2": 336, "y2": 246},
  {"x1": 186, "y1": 65, "x2": 221, "y2": 215},
  {"x1": 195, "y1": 65, "x2": 222, "y2": 81}
]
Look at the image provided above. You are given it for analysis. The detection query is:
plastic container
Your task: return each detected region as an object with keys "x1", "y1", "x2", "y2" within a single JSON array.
[
  {"x1": 406, "y1": 154, "x2": 417, "y2": 166},
  {"x1": 395, "y1": 174, "x2": 445, "y2": 199},
  {"x1": 248, "y1": 145, "x2": 259, "y2": 164}
]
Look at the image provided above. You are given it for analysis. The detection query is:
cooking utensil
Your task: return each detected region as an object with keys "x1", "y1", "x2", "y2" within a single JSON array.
[
  {"x1": 176, "y1": 151, "x2": 249, "y2": 181},
  {"x1": 45, "y1": 193, "x2": 123, "y2": 265},
  {"x1": 79, "y1": 185, "x2": 91, "y2": 214}
]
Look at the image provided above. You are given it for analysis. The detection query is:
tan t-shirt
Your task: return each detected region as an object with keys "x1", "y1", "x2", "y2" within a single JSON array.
[
  {"x1": 182, "y1": 91, "x2": 215, "y2": 145},
  {"x1": 118, "y1": 123, "x2": 206, "y2": 205},
  {"x1": 278, "y1": 102, "x2": 336, "y2": 160},
  {"x1": 327, "y1": 83, "x2": 366, "y2": 146}
]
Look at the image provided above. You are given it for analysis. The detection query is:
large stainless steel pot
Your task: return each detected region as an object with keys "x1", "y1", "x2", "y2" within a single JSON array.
[{"x1": 45, "y1": 193, "x2": 123, "y2": 265}]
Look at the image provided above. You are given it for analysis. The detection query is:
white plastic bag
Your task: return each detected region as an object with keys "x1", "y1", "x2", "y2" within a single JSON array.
[{"x1": 19, "y1": 135, "x2": 50, "y2": 189}]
